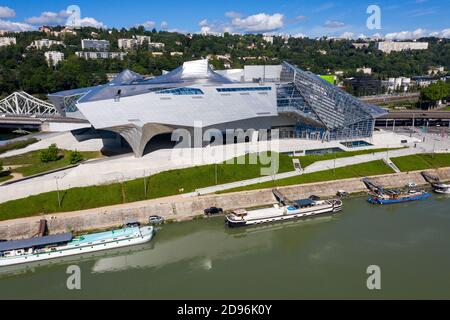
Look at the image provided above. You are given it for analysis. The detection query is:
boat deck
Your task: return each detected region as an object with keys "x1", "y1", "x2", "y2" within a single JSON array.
[
  {"x1": 234, "y1": 201, "x2": 334, "y2": 221},
  {"x1": 69, "y1": 227, "x2": 140, "y2": 246},
  {"x1": 243, "y1": 206, "x2": 286, "y2": 220}
]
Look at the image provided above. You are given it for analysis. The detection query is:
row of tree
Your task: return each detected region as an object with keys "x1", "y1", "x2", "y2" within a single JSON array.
[{"x1": 1, "y1": 27, "x2": 450, "y2": 99}]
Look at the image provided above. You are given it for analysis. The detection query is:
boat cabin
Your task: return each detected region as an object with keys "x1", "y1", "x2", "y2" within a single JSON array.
[
  {"x1": 294, "y1": 199, "x2": 315, "y2": 209},
  {"x1": 0, "y1": 233, "x2": 72, "y2": 258},
  {"x1": 232, "y1": 209, "x2": 248, "y2": 217}
]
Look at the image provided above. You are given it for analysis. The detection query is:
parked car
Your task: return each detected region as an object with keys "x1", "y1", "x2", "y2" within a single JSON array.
[
  {"x1": 407, "y1": 182, "x2": 418, "y2": 189},
  {"x1": 336, "y1": 190, "x2": 349, "y2": 198},
  {"x1": 149, "y1": 215, "x2": 165, "y2": 225},
  {"x1": 204, "y1": 207, "x2": 224, "y2": 216}
]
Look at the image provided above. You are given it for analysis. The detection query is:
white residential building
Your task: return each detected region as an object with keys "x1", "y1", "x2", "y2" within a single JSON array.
[
  {"x1": 263, "y1": 35, "x2": 274, "y2": 44},
  {"x1": 118, "y1": 36, "x2": 152, "y2": 50},
  {"x1": 357, "y1": 67, "x2": 372, "y2": 75},
  {"x1": 76, "y1": 51, "x2": 127, "y2": 60},
  {"x1": 387, "y1": 77, "x2": 411, "y2": 92},
  {"x1": 428, "y1": 66, "x2": 445, "y2": 75},
  {"x1": 352, "y1": 43, "x2": 370, "y2": 49},
  {"x1": 29, "y1": 39, "x2": 65, "y2": 50},
  {"x1": 0, "y1": 37, "x2": 16, "y2": 47},
  {"x1": 45, "y1": 51, "x2": 65, "y2": 66},
  {"x1": 118, "y1": 38, "x2": 137, "y2": 50},
  {"x1": 376, "y1": 41, "x2": 429, "y2": 54},
  {"x1": 170, "y1": 52, "x2": 183, "y2": 56},
  {"x1": 149, "y1": 42, "x2": 165, "y2": 50},
  {"x1": 81, "y1": 39, "x2": 110, "y2": 51},
  {"x1": 136, "y1": 36, "x2": 152, "y2": 45}
]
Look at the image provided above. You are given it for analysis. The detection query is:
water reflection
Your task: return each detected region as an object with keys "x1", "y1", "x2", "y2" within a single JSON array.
[{"x1": 0, "y1": 215, "x2": 336, "y2": 278}]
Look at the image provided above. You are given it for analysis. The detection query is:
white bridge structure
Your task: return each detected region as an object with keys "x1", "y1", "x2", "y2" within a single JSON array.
[{"x1": 0, "y1": 91, "x2": 57, "y2": 116}]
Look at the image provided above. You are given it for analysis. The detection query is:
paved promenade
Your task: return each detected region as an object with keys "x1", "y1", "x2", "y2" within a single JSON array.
[{"x1": 0, "y1": 130, "x2": 445, "y2": 203}]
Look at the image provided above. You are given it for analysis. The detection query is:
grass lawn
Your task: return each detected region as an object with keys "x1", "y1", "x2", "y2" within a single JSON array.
[
  {"x1": 1, "y1": 150, "x2": 103, "y2": 177},
  {"x1": 0, "y1": 171, "x2": 13, "y2": 183},
  {"x1": 220, "y1": 160, "x2": 395, "y2": 193},
  {"x1": 0, "y1": 152, "x2": 294, "y2": 220},
  {"x1": 0, "y1": 138, "x2": 38, "y2": 155},
  {"x1": 391, "y1": 153, "x2": 450, "y2": 172},
  {"x1": 296, "y1": 147, "x2": 404, "y2": 169}
]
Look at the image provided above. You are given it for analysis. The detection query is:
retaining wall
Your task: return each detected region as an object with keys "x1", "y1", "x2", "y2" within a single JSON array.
[{"x1": 1, "y1": 168, "x2": 449, "y2": 240}]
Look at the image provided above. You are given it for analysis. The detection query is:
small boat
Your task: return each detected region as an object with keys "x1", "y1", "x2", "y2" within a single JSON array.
[
  {"x1": 433, "y1": 183, "x2": 450, "y2": 194},
  {"x1": 368, "y1": 190, "x2": 430, "y2": 205},
  {"x1": 0, "y1": 226, "x2": 154, "y2": 267},
  {"x1": 421, "y1": 171, "x2": 450, "y2": 194},
  {"x1": 225, "y1": 197, "x2": 343, "y2": 228},
  {"x1": 362, "y1": 177, "x2": 430, "y2": 205}
]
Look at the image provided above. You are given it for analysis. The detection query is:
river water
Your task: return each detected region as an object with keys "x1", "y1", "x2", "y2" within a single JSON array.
[{"x1": 1, "y1": 194, "x2": 450, "y2": 299}]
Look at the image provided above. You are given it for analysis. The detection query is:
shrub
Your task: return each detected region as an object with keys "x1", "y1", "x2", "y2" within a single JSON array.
[
  {"x1": 40, "y1": 144, "x2": 60, "y2": 163},
  {"x1": 69, "y1": 150, "x2": 84, "y2": 164}
]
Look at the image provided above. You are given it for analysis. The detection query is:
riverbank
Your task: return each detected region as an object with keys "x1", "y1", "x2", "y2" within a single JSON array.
[{"x1": 1, "y1": 167, "x2": 449, "y2": 240}]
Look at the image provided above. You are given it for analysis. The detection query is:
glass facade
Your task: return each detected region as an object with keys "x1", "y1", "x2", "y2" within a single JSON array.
[
  {"x1": 216, "y1": 87, "x2": 272, "y2": 93},
  {"x1": 156, "y1": 88, "x2": 204, "y2": 95},
  {"x1": 277, "y1": 62, "x2": 387, "y2": 141}
]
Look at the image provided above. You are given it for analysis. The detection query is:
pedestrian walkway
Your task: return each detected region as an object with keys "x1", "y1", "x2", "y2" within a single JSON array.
[{"x1": 194, "y1": 146, "x2": 426, "y2": 195}]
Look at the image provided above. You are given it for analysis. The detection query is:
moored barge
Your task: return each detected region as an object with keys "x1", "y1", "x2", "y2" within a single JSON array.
[
  {"x1": 0, "y1": 226, "x2": 154, "y2": 267},
  {"x1": 226, "y1": 191, "x2": 343, "y2": 228}
]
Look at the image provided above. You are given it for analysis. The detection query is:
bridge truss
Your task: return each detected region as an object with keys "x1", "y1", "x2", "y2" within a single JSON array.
[{"x1": 0, "y1": 92, "x2": 57, "y2": 116}]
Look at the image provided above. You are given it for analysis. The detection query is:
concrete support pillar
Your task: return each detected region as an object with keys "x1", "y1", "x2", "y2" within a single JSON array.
[{"x1": 109, "y1": 123, "x2": 174, "y2": 158}]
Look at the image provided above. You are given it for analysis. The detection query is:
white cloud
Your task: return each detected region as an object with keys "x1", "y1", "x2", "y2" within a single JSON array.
[
  {"x1": 199, "y1": 19, "x2": 208, "y2": 27},
  {"x1": 371, "y1": 33, "x2": 384, "y2": 40},
  {"x1": 292, "y1": 33, "x2": 306, "y2": 38},
  {"x1": 385, "y1": 28, "x2": 427, "y2": 40},
  {"x1": 225, "y1": 11, "x2": 242, "y2": 19},
  {"x1": 200, "y1": 26, "x2": 212, "y2": 34},
  {"x1": 160, "y1": 21, "x2": 168, "y2": 30},
  {"x1": 0, "y1": 6, "x2": 15, "y2": 18},
  {"x1": 25, "y1": 11, "x2": 68, "y2": 25},
  {"x1": 323, "y1": 20, "x2": 346, "y2": 28},
  {"x1": 231, "y1": 13, "x2": 284, "y2": 33},
  {"x1": 0, "y1": 19, "x2": 34, "y2": 31},
  {"x1": 137, "y1": 21, "x2": 156, "y2": 30},
  {"x1": 24, "y1": 9, "x2": 106, "y2": 29},
  {"x1": 79, "y1": 17, "x2": 106, "y2": 29},
  {"x1": 429, "y1": 28, "x2": 450, "y2": 39},
  {"x1": 339, "y1": 32, "x2": 354, "y2": 39}
]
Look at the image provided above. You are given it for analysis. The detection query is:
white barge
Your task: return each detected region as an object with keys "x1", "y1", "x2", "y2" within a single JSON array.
[
  {"x1": 421, "y1": 171, "x2": 450, "y2": 194},
  {"x1": 432, "y1": 183, "x2": 450, "y2": 194},
  {"x1": 226, "y1": 196, "x2": 343, "y2": 228},
  {"x1": 0, "y1": 226, "x2": 154, "y2": 267}
]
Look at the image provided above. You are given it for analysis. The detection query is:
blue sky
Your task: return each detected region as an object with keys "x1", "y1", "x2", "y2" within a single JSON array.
[{"x1": 1, "y1": 0, "x2": 449, "y2": 39}]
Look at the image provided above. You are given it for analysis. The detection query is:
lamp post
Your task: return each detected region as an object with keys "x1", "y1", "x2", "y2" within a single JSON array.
[
  {"x1": 334, "y1": 153, "x2": 336, "y2": 176},
  {"x1": 144, "y1": 170, "x2": 147, "y2": 198},
  {"x1": 55, "y1": 177, "x2": 61, "y2": 208},
  {"x1": 215, "y1": 163, "x2": 218, "y2": 185}
]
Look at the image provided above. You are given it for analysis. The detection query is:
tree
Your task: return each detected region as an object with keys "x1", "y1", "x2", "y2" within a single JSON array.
[
  {"x1": 69, "y1": 150, "x2": 84, "y2": 164},
  {"x1": 420, "y1": 81, "x2": 450, "y2": 108},
  {"x1": 40, "y1": 144, "x2": 60, "y2": 163}
]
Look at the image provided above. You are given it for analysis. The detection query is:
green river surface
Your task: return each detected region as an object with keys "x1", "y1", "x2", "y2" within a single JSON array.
[{"x1": 1, "y1": 194, "x2": 450, "y2": 299}]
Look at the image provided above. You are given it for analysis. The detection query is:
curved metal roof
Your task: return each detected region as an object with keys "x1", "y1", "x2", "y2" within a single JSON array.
[{"x1": 0, "y1": 233, "x2": 72, "y2": 252}]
